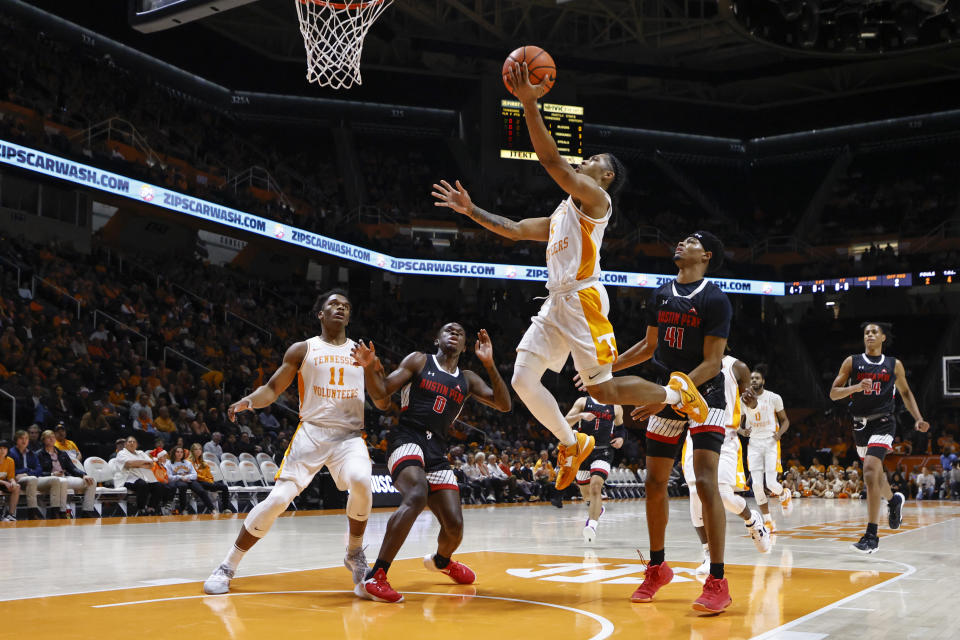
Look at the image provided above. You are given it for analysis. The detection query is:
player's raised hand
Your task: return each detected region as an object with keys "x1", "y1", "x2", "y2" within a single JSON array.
[
  {"x1": 507, "y1": 62, "x2": 549, "y2": 104},
  {"x1": 631, "y1": 403, "x2": 665, "y2": 422},
  {"x1": 915, "y1": 419, "x2": 930, "y2": 433},
  {"x1": 858, "y1": 379, "x2": 873, "y2": 393},
  {"x1": 432, "y1": 180, "x2": 473, "y2": 216},
  {"x1": 351, "y1": 340, "x2": 378, "y2": 368},
  {"x1": 227, "y1": 397, "x2": 253, "y2": 423},
  {"x1": 474, "y1": 329, "x2": 494, "y2": 365},
  {"x1": 741, "y1": 388, "x2": 758, "y2": 409}
]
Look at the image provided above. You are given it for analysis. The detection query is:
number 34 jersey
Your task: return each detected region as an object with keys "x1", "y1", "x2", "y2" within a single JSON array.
[
  {"x1": 297, "y1": 336, "x2": 365, "y2": 432},
  {"x1": 399, "y1": 354, "x2": 469, "y2": 440}
]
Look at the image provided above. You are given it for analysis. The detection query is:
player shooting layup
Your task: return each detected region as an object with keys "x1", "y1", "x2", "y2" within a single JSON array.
[{"x1": 432, "y1": 61, "x2": 709, "y2": 493}]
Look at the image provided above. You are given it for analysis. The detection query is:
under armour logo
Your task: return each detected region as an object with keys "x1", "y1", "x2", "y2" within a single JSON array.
[
  {"x1": 660, "y1": 299, "x2": 669, "y2": 305},
  {"x1": 426, "y1": 432, "x2": 432, "y2": 440}
]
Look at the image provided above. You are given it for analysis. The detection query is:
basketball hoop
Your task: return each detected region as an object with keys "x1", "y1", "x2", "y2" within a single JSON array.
[{"x1": 295, "y1": 0, "x2": 394, "y2": 89}]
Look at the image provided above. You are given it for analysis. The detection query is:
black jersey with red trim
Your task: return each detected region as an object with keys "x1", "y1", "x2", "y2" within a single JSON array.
[
  {"x1": 847, "y1": 353, "x2": 898, "y2": 417},
  {"x1": 576, "y1": 396, "x2": 625, "y2": 448},
  {"x1": 645, "y1": 278, "x2": 732, "y2": 375},
  {"x1": 399, "y1": 354, "x2": 469, "y2": 439}
]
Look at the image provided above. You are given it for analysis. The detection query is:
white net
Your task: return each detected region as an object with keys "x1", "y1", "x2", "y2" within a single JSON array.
[{"x1": 295, "y1": 0, "x2": 394, "y2": 90}]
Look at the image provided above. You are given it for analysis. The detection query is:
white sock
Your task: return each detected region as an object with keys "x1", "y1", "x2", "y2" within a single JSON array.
[
  {"x1": 347, "y1": 534, "x2": 363, "y2": 551},
  {"x1": 702, "y1": 543, "x2": 710, "y2": 554},
  {"x1": 763, "y1": 514, "x2": 772, "y2": 523},
  {"x1": 222, "y1": 544, "x2": 246, "y2": 571},
  {"x1": 587, "y1": 519, "x2": 598, "y2": 529},
  {"x1": 745, "y1": 515, "x2": 756, "y2": 527},
  {"x1": 663, "y1": 386, "x2": 681, "y2": 405}
]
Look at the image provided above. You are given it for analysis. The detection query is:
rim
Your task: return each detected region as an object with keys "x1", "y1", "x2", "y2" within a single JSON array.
[{"x1": 297, "y1": 0, "x2": 385, "y2": 8}]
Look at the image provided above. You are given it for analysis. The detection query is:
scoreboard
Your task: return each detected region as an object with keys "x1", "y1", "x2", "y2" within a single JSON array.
[
  {"x1": 787, "y1": 273, "x2": 912, "y2": 294},
  {"x1": 500, "y1": 99, "x2": 583, "y2": 164}
]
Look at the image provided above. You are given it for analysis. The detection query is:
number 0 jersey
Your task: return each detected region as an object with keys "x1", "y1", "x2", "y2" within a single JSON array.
[
  {"x1": 297, "y1": 336, "x2": 364, "y2": 432},
  {"x1": 399, "y1": 354, "x2": 469, "y2": 440},
  {"x1": 847, "y1": 353, "x2": 898, "y2": 417},
  {"x1": 744, "y1": 389, "x2": 784, "y2": 441}
]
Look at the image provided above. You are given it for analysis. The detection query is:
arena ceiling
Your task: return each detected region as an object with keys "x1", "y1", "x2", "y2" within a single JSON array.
[{"x1": 16, "y1": 0, "x2": 960, "y2": 134}]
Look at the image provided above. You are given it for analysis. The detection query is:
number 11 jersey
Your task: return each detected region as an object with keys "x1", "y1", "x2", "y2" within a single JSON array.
[
  {"x1": 399, "y1": 354, "x2": 469, "y2": 440},
  {"x1": 298, "y1": 336, "x2": 364, "y2": 432}
]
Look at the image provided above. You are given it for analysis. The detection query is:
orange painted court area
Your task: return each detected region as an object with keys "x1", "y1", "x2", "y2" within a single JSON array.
[{"x1": 3, "y1": 552, "x2": 896, "y2": 640}]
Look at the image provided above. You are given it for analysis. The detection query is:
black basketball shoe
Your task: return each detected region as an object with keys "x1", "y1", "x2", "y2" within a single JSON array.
[
  {"x1": 850, "y1": 533, "x2": 879, "y2": 554},
  {"x1": 888, "y1": 492, "x2": 905, "y2": 530}
]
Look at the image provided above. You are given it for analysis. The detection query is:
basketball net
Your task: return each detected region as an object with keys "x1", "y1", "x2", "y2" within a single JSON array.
[{"x1": 295, "y1": 0, "x2": 393, "y2": 89}]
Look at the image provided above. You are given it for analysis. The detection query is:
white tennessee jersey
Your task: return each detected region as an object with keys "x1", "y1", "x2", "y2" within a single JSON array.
[
  {"x1": 545, "y1": 191, "x2": 611, "y2": 293},
  {"x1": 721, "y1": 355, "x2": 742, "y2": 431},
  {"x1": 297, "y1": 336, "x2": 364, "y2": 433},
  {"x1": 745, "y1": 389, "x2": 783, "y2": 440}
]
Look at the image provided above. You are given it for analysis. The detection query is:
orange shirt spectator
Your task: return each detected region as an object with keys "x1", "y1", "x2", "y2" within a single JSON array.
[{"x1": 154, "y1": 407, "x2": 177, "y2": 434}]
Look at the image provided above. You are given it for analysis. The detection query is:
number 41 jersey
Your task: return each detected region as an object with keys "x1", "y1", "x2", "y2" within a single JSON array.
[
  {"x1": 399, "y1": 354, "x2": 469, "y2": 439},
  {"x1": 646, "y1": 279, "x2": 733, "y2": 375}
]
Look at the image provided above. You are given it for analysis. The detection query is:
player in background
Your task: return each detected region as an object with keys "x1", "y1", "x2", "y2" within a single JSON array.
[
  {"x1": 203, "y1": 290, "x2": 374, "y2": 594},
  {"x1": 609, "y1": 231, "x2": 735, "y2": 614},
  {"x1": 684, "y1": 354, "x2": 770, "y2": 575},
  {"x1": 564, "y1": 395, "x2": 624, "y2": 543},
  {"x1": 829, "y1": 322, "x2": 929, "y2": 554},
  {"x1": 738, "y1": 364, "x2": 792, "y2": 532},
  {"x1": 432, "y1": 61, "x2": 708, "y2": 495},
  {"x1": 351, "y1": 324, "x2": 511, "y2": 603}
]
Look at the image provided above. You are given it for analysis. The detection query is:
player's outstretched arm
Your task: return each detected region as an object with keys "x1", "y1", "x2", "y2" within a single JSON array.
[
  {"x1": 611, "y1": 326, "x2": 659, "y2": 373},
  {"x1": 431, "y1": 179, "x2": 550, "y2": 242},
  {"x1": 894, "y1": 360, "x2": 930, "y2": 432},
  {"x1": 563, "y1": 396, "x2": 592, "y2": 425},
  {"x1": 829, "y1": 356, "x2": 871, "y2": 400},
  {"x1": 465, "y1": 329, "x2": 511, "y2": 412},
  {"x1": 505, "y1": 62, "x2": 608, "y2": 220},
  {"x1": 228, "y1": 341, "x2": 306, "y2": 422}
]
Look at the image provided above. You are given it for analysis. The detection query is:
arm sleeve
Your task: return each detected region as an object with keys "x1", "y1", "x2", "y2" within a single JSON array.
[
  {"x1": 704, "y1": 290, "x2": 733, "y2": 338},
  {"x1": 613, "y1": 424, "x2": 627, "y2": 440}
]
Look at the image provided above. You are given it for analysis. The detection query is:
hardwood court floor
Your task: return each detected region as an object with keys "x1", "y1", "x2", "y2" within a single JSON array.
[{"x1": 2, "y1": 498, "x2": 958, "y2": 639}]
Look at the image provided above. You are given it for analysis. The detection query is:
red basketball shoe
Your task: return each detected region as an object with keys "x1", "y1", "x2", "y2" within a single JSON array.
[
  {"x1": 424, "y1": 554, "x2": 476, "y2": 584},
  {"x1": 355, "y1": 568, "x2": 403, "y2": 603},
  {"x1": 692, "y1": 575, "x2": 732, "y2": 614},
  {"x1": 630, "y1": 561, "x2": 673, "y2": 603}
]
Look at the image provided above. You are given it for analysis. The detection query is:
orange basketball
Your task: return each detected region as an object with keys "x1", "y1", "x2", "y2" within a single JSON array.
[{"x1": 502, "y1": 45, "x2": 556, "y2": 97}]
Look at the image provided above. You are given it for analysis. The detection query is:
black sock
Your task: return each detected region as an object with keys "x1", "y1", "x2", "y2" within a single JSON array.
[
  {"x1": 710, "y1": 563, "x2": 724, "y2": 579},
  {"x1": 365, "y1": 559, "x2": 391, "y2": 581},
  {"x1": 866, "y1": 522, "x2": 879, "y2": 537},
  {"x1": 650, "y1": 549, "x2": 665, "y2": 566},
  {"x1": 434, "y1": 553, "x2": 451, "y2": 569}
]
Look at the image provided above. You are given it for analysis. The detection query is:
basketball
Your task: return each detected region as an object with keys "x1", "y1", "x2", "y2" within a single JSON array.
[{"x1": 502, "y1": 45, "x2": 556, "y2": 97}]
